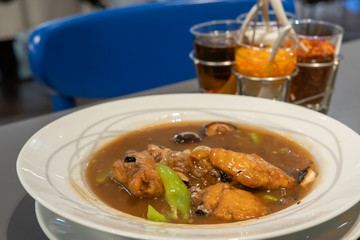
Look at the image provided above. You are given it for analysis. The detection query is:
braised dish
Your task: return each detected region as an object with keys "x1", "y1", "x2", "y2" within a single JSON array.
[{"x1": 86, "y1": 121, "x2": 317, "y2": 224}]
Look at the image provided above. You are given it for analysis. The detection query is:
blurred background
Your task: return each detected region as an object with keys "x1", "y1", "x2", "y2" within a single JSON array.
[{"x1": 0, "y1": 0, "x2": 359, "y2": 126}]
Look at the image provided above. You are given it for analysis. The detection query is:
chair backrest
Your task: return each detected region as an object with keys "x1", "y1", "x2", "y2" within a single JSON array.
[{"x1": 28, "y1": 0, "x2": 295, "y2": 111}]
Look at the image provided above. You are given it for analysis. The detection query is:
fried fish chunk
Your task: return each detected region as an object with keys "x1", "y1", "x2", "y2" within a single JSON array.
[
  {"x1": 209, "y1": 148, "x2": 296, "y2": 189},
  {"x1": 196, "y1": 183, "x2": 268, "y2": 221}
]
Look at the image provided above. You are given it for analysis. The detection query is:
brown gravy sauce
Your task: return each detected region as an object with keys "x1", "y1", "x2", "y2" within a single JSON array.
[{"x1": 86, "y1": 121, "x2": 317, "y2": 224}]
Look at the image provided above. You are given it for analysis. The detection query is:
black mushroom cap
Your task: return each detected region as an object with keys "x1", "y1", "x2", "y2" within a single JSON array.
[
  {"x1": 296, "y1": 167, "x2": 309, "y2": 184},
  {"x1": 124, "y1": 156, "x2": 136, "y2": 162},
  {"x1": 202, "y1": 122, "x2": 237, "y2": 136},
  {"x1": 219, "y1": 171, "x2": 233, "y2": 183},
  {"x1": 173, "y1": 132, "x2": 202, "y2": 144},
  {"x1": 195, "y1": 209, "x2": 206, "y2": 216}
]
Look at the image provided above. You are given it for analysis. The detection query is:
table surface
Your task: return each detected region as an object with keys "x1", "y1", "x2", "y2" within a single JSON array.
[{"x1": 1, "y1": 39, "x2": 360, "y2": 240}]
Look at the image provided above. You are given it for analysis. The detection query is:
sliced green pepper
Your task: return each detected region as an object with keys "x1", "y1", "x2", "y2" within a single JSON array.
[
  {"x1": 155, "y1": 163, "x2": 191, "y2": 221},
  {"x1": 147, "y1": 205, "x2": 168, "y2": 222},
  {"x1": 95, "y1": 170, "x2": 112, "y2": 184},
  {"x1": 249, "y1": 132, "x2": 261, "y2": 144},
  {"x1": 263, "y1": 194, "x2": 280, "y2": 202}
]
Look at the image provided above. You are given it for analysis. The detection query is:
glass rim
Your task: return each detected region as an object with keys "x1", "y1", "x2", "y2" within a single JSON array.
[
  {"x1": 236, "y1": 41, "x2": 298, "y2": 53},
  {"x1": 235, "y1": 30, "x2": 299, "y2": 52},
  {"x1": 290, "y1": 19, "x2": 344, "y2": 40},
  {"x1": 190, "y1": 19, "x2": 241, "y2": 37},
  {"x1": 189, "y1": 50, "x2": 235, "y2": 66},
  {"x1": 236, "y1": 10, "x2": 297, "y2": 23}
]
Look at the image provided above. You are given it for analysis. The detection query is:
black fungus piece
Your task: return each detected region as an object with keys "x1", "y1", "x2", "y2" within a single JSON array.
[
  {"x1": 173, "y1": 132, "x2": 201, "y2": 144},
  {"x1": 124, "y1": 156, "x2": 136, "y2": 163},
  {"x1": 202, "y1": 122, "x2": 237, "y2": 136},
  {"x1": 297, "y1": 167, "x2": 309, "y2": 184},
  {"x1": 195, "y1": 209, "x2": 205, "y2": 216},
  {"x1": 183, "y1": 181, "x2": 190, "y2": 187},
  {"x1": 219, "y1": 171, "x2": 233, "y2": 183}
]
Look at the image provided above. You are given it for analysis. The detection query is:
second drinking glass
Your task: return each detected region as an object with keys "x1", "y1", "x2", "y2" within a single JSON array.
[{"x1": 233, "y1": 11, "x2": 299, "y2": 101}]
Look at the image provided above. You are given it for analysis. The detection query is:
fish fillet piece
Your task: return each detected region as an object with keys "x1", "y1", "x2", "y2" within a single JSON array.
[
  {"x1": 209, "y1": 148, "x2": 296, "y2": 189},
  {"x1": 198, "y1": 183, "x2": 268, "y2": 221}
]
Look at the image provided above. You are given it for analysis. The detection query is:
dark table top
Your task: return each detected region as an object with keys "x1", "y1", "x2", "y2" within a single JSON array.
[{"x1": 1, "y1": 39, "x2": 360, "y2": 240}]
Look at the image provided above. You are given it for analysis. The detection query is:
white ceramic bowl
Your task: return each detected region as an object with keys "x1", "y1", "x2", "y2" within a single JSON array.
[{"x1": 17, "y1": 94, "x2": 360, "y2": 240}]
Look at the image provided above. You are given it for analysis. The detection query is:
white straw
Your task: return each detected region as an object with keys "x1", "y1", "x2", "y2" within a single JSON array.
[
  {"x1": 262, "y1": 0, "x2": 271, "y2": 30},
  {"x1": 238, "y1": 3, "x2": 259, "y2": 42},
  {"x1": 269, "y1": 0, "x2": 308, "y2": 52},
  {"x1": 268, "y1": 24, "x2": 292, "y2": 60}
]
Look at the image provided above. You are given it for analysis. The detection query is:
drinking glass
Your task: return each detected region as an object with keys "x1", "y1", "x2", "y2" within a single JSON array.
[
  {"x1": 289, "y1": 19, "x2": 344, "y2": 113},
  {"x1": 189, "y1": 20, "x2": 241, "y2": 94},
  {"x1": 233, "y1": 13, "x2": 299, "y2": 101}
]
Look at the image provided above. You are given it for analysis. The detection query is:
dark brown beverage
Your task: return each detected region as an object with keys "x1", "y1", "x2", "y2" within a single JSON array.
[
  {"x1": 194, "y1": 37, "x2": 235, "y2": 61},
  {"x1": 194, "y1": 37, "x2": 236, "y2": 94}
]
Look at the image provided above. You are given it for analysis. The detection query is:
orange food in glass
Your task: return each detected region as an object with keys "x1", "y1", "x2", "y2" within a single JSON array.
[
  {"x1": 234, "y1": 44, "x2": 297, "y2": 78},
  {"x1": 296, "y1": 38, "x2": 335, "y2": 63}
]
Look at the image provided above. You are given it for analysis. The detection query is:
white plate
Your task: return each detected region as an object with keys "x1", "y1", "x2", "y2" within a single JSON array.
[
  {"x1": 35, "y1": 201, "x2": 360, "y2": 240},
  {"x1": 17, "y1": 94, "x2": 360, "y2": 240}
]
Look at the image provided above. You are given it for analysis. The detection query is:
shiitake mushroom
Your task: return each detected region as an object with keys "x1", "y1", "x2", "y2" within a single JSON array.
[
  {"x1": 173, "y1": 132, "x2": 202, "y2": 144},
  {"x1": 219, "y1": 171, "x2": 233, "y2": 183},
  {"x1": 202, "y1": 122, "x2": 237, "y2": 136},
  {"x1": 124, "y1": 156, "x2": 136, "y2": 162},
  {"x1": 297, "y1": 167, "x2": 309, "y2": 184},
  {"x1": 294, "y1": 167, "x2": 317, "y2": 187}
]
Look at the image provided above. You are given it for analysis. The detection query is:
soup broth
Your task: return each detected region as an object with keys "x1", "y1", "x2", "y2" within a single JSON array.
[{"x1": 86, "y1": 121, "x2": 317, "y2": 224}]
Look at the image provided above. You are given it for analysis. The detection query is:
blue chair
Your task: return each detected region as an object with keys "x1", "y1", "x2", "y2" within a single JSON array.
[{"x1": 28, "y1": 0, "x2": 295, "y2": 111}]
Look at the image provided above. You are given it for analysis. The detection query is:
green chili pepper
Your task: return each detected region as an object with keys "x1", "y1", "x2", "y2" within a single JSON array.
[
  {"x1": 273, "y1": 147, "x2": 290, "y2": 154},
  {"x1": 147, "y1": 205, "x2": 168, "y2": 222},
  {"x1": 263, "y1": 194, "x2": 280, "y2": 202},
  {"x1": 95, "y1": 170, "x2": 112, "y2": 184},
  {"x1": 249, "y1": 132, "x2": 261, "y2": 144},
  {"x1": 155, "y1": 163, "x2": 190, "y2": 221}
]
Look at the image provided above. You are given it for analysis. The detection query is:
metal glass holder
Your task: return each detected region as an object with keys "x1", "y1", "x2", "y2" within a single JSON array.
[
  {"x1": 289, "y1": 56, "x2": 342, "y2": 113},
  {"x1": 232, "y1": 68, "x2": 299, "y2": 101},
  {"x1": 189, "y1": 50, "x2": 238, "y2": 94}
]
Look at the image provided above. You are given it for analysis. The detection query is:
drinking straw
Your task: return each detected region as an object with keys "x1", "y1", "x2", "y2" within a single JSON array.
[
  {"x1": 268, "y1": 24, "x2": 291, "y2": 60},
  {"x1": 262, "y1": 0, "x2": 272, "y2": 30},
  {"x1": 238, "y1": 0, "x2": 307, "y2": 56},
  {"x1": 269, "y1": 0, "x2": 308, "y2": 52}
]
